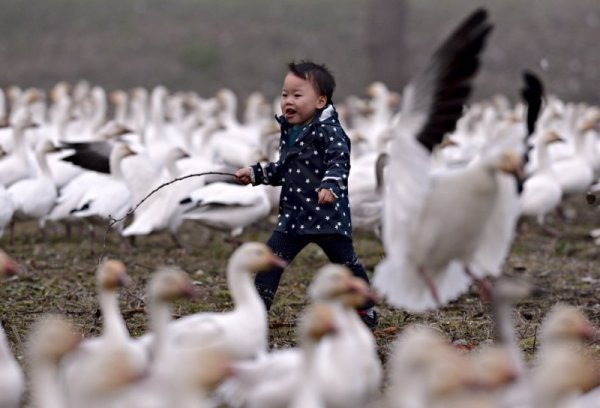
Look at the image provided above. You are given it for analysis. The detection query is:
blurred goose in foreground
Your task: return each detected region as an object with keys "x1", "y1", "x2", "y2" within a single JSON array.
[
  {"x1": 288, "y1": 302, "x2": 339, "y2": 408},
  {"x1": 27, "y1": 315, "x2": 82, "y2": 408},
  {"x1": 0, "y1": 251, "x2": 23, "y2": 408},
  {"x1": 531, "y1": 338, "x2": 600, "y2": 408},
  {"x1": 118, "y1": 267, "x2": 201, "y2": 407},
  {"x1": 60, "y1": 259, "x2": 149, "y2": 406},
  {"x1": 373, "y1": 8, "x2": 501, "y2": 311},
  {"x1": 156, "y1": 243, "x2": 286, "y2": 360},
  {"x1": 217, "y1": 264, "x2": 377, "y2": 408},
  {"x1": 384, "y1": 324, "x2": 488, "y2": 408}
]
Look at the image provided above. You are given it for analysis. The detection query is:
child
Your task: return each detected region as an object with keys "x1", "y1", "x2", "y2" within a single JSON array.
[{"x1": 235, "y1": 61, "x2": 377, "y2": 328}]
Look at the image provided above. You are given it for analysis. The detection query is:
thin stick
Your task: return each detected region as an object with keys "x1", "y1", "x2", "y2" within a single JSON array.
[{"x1": 97, "y1": 171, "x2": 236, "y2": 264}]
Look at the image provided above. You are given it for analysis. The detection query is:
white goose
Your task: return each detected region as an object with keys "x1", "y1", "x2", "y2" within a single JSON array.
[
  {"x1": 519, "y1": 130, "x2": 563, "y2": 225},
  {"x1": 531, "y1": 310, "x2": 600, "y2": 408},
  {"x1": 288, "y1": 302, "x2": 339, "y2": 408},
  {"x1": 0, "y1": 185, "x2": 15, "y2": 238},
  {"x1": 70, "y1": 142, "x2": 135, "y2": 231},
  {"x1": 305, "y1": 264, "x2": 382, "y2": 408},
  {"x1": 147, "y1": 242, "x2": 286, "y2": 361},
  {"x1": 8, "y1": 139, "x2": 59, "y2": 232},
  {"x1": 26, "y1": 315, "x2": 82, "y2": 408},
  {"x1": 0, "y1": 105, "x2": 37, "y2": 187},
  {"x1": 46, "y1": 140, "x2": 135, "y2": 231},
  {"x1": 60, "y1": 259, "x2": 149, "y2": 405},
  {"x1": 373, "y1": 10, "x2": 515, "y2": 311},
  {"x1": 217, "y1": 264, "x2": 376, "y2": 408},
  {"x1": 0, "y1": 251, "x2": 23, "y2": 408},
  {"x1": 118, "y1": 266, "x2": 198, "y2": 408},
  {"x1": 180, "y1": 182, "x2": 271, "y2": 237}
]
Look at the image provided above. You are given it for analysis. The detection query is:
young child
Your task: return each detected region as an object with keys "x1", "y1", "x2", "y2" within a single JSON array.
[{"x1": 235, "y1": 61, "x2": 377, "y2": 328}]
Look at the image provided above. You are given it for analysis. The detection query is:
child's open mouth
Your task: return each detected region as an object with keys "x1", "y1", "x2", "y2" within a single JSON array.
[{"x1": 284, "y1": 108, "x2": 296, "y2": 118}]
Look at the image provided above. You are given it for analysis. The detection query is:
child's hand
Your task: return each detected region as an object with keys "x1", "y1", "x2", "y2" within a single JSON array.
[
  {"x1": 318, "y1": 188, "x2": 335, "y2": 204},
  {"x1": 235, "y1": 168, "x2": 252, "y2": 184}
]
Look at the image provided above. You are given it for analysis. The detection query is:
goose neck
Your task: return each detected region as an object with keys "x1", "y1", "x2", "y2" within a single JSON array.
[
  {"x1": 148, "y1": 301, "x2": 171, "y2": 362},
  {"x1": 227, "y1": 265, "x2": 263, "y2": 312},
  {"x1": 31, "y1": 362, "x2": 66, "y2": 408},
  {"x1": 98, "y1": 290, "x2": 129, "y2": 343}
]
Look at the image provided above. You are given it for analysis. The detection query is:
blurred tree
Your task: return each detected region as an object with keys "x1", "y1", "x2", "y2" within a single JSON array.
[{"x1": 366, "y1": 0, "x2": 408, "y2": 92}]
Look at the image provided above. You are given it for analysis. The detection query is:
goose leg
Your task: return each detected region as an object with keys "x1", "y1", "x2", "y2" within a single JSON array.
[
  {"x1": 169, "y1": 232, "x2": 189, "y2": 252},
  {"x1": 418, "y1": 266, "x2": 441, "y2": 307},
  {"x1": 463, "y1": 266, "x2": 491, "y2": 303}
]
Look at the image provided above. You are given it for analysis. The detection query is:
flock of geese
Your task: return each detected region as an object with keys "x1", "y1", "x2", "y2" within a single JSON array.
[{"x1": 1, "y1": 7, "x2": 600, "y2": 408}]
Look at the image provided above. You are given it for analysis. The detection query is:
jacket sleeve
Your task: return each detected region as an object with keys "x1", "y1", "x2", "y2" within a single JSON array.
[
  {"x1": 250, "y1": 160, "x2": 284, "y2": 186},
  {"x1": 318, "y1": 125, "x2": 350, "y2": 198}
]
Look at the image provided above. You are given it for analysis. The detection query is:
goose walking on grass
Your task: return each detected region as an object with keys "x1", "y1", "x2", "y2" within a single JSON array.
[
  {"x1": 8, "y1": 139, "x2": 60, "y2": 240},
  {"x1": 156, "y1": 243, "x2": 286, "y2": 361}
]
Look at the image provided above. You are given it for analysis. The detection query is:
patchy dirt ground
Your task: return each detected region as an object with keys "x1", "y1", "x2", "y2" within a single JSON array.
[{"x1": 1, "y1": 194, "x2": 600, "y2": 401}]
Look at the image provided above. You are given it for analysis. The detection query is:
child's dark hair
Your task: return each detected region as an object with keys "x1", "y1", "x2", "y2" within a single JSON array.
[{"x1": 288, "y1": 60, "x2": 336, "y2": 105}]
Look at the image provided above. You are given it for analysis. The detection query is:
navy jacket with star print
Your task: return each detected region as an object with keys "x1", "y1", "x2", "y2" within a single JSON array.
[{"x1": 250, "y1": 104, "x2": 353, "y2": 237}]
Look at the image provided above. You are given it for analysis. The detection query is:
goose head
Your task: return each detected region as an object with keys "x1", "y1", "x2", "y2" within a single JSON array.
[
  {"x1": 469, "y1": 345, "x2": 519, "y2": 390},
  {"x1": 540, "y1": 304, "x2": 597, "y2": 344},
  {"x1": 494, "y1": 150, "x2": 524, "y2": 179},
  {"x1": 308, "y1": 264, "x2": 375, "y2": 306},
  {"x1": 298, "y1": 302, "x2": 338, "y2": 342},
  {"x1": 0, "y1": 250, "x2": 19, "y2": 278},
  {"x1": 147, "y1": 266, "x2": 197, "y2": 303},
  {"x1": 533, "y1": 342, "x2": 600, "y2": 406},
  {"x1": 227, "y1": 242, "x2": 287, "y2": 275},
  {"x1": 541, "y1": 129, "x2": 563, "y2": 145},
  {"x1": 27, "y1": 315, "x2": 81, "y2": 365},
  {"x1": 97, "y1": 259, "x2": 130, "y2": 292}
]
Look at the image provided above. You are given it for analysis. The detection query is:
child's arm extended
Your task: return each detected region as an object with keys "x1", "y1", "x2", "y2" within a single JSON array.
[{"x1": 235, "y1": 160, "x2": 284, "y2": 186}]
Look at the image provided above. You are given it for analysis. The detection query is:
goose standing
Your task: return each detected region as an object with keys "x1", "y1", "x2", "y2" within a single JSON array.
[
  {"x1": 288, "y1": 302, "x2": 339, "y2": 408},
  {"x1": 519, "y1": 130, "x2": 563, "y2": 227},
  {"x1": 0, "y1": 251, "x2": 23, "y2": 408},
  {"x1": 118, "y1": 266, "x2": 198, "y2": 407},
  {"x1": 306, "y1": 264, "x2": 382, "y2": 408},
  {"x1": 0, "y1": 105, "x2": 37, "y2": 187},
  {"x1": 146, "y1": 243, "x2": 286, "y2": 361},
  {"x1": 217, "y1": 264, "x2": 376, "y2": 408},
  {"x1": 60, "y1": 259, "x2": 149, "y2": 406},
  {"x1": 8, "y1": 139, "x2": 60, "y2": 238}
]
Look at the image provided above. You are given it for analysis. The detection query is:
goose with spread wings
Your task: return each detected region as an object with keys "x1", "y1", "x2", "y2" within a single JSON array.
[{"x1": 372, "y1": 9, "x2": 525, "y2": 312}]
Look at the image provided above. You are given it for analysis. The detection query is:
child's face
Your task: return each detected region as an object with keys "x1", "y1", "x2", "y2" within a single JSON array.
[{"x1": 280, "y1": 72, "x2": 327, "y2": 126}]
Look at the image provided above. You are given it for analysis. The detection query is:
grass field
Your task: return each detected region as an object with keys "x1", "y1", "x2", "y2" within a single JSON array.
[{"x1": 2, "y1": 194, "x2": 600, "y2": 375}]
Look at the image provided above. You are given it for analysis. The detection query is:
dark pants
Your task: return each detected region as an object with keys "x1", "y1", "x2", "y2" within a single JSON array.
[{"x1": 255, "y1": 231, "x2": 375, "y2": 311}]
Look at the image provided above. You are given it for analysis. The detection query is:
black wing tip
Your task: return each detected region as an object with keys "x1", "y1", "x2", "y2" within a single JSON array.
[{"x1": 415, "y1": 8, "x2": 494, "y2": 152}]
